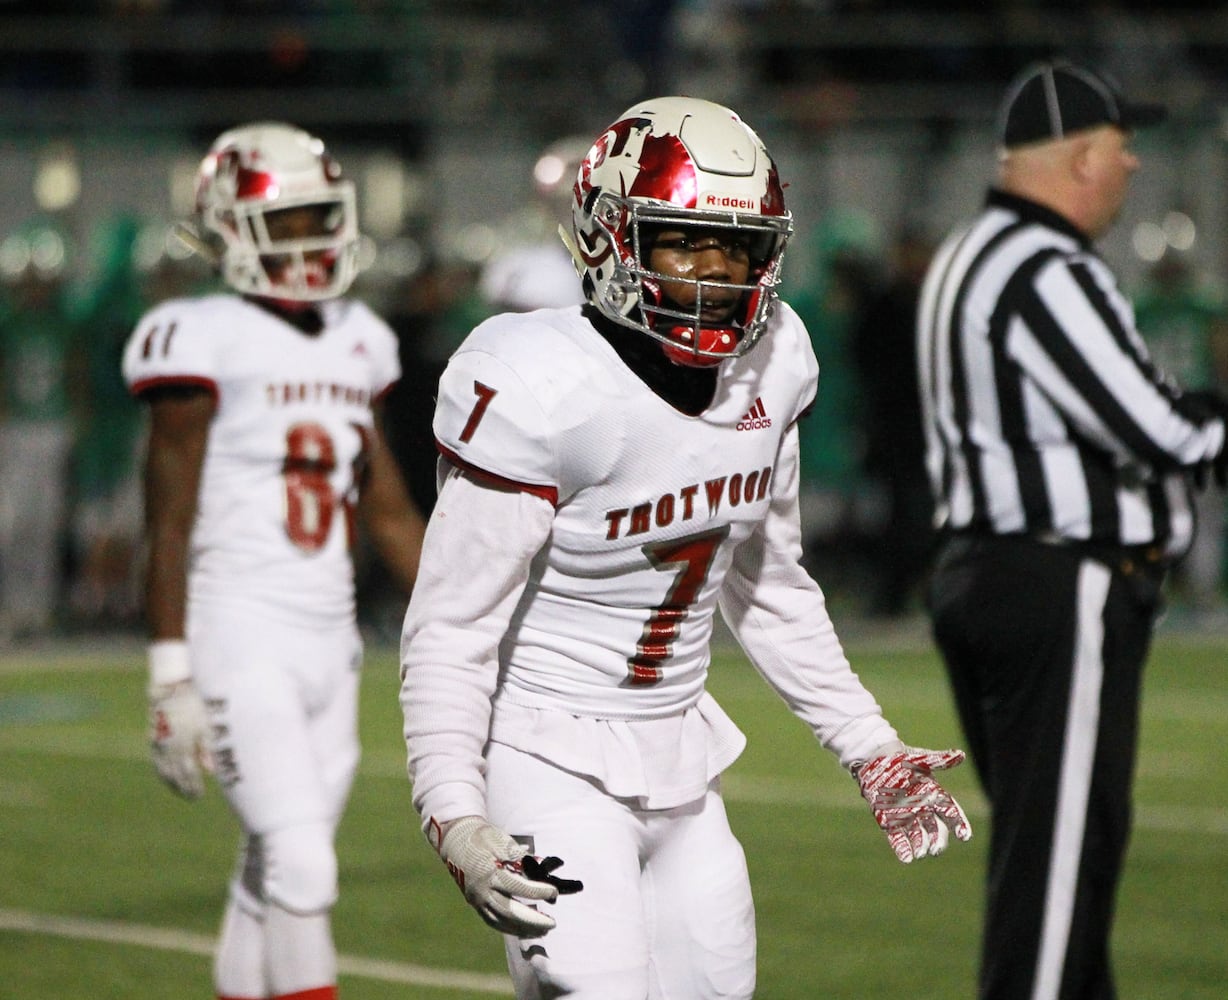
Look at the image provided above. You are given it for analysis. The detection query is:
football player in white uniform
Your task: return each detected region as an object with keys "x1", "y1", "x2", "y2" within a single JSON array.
[
  {"x1": 123, "y1": 122, "x2": 424, "y2": 1000},
  {"x1": 400, "y1": 97, "x2": 971, "y2": 999}
]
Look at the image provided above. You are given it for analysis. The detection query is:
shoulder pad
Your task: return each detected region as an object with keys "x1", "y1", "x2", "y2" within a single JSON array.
[
  {"x1": 434, "y1": 345, "x2": 558, "y2": 500},
  {"x1": 122, "y1": 296, "x2": 232, "y2": 396}
]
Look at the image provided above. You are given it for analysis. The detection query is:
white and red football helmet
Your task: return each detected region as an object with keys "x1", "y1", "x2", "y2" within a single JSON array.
[
  {"x1": 570, "y1": 96, "x2": 792, "y2": 367},
  {"x1": 194, "y1": 121, "x2": 359, "y2": 302}
]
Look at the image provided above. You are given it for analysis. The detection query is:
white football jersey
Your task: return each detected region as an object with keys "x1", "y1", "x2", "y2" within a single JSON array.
[
  {"x1": 432, "y1": 303, "x2": 818, "y2": 719},
  {"x1": 123, "y1": 294, "x2": 400, "y2": 628}
]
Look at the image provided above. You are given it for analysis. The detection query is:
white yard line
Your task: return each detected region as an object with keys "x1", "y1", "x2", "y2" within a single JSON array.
[{"x1": 0, "y1": 907, "x2": 515, "y2": 995}]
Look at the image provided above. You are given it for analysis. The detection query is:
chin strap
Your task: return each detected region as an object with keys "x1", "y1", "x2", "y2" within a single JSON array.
[
  {"x1": 172, "y1": 221, "x2": 222, "y2": 266},
  {"x1": 557, "y1": 223, "x2": 586, "y2": 279}
]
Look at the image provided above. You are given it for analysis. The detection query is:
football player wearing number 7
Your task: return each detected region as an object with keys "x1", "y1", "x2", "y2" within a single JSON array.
[
  {"x1": 400, "y1": 96, "x2": 972, "y2": 1000},
  {"x1": 123, "y1": 122, "x2": 424, "y2": 1000}
]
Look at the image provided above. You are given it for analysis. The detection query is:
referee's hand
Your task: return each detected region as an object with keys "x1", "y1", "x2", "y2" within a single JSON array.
[{"x1": 1179, "y1": 389, "x2": 1228, "y2": 489}]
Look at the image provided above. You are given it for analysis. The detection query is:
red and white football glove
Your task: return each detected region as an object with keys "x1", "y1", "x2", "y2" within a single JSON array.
[
  {"x1": 147, "y1": 641, "x2": 213, "y2": 800},
  {"x1": 429, "y1": 815, "x2": 583, "y2": 938},
  {"x1": 854, "y1": 745, "x2": 972, "y2": 863}
]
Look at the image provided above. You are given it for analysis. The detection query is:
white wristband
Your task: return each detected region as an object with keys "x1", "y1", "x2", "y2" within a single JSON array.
[{"x1": 148, "y1": 639, "x2": 191, "y2": 688}]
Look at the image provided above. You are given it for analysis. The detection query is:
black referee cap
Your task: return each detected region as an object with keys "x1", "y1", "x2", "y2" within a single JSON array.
[{"x1": 998, "y1": 60, "x2": 1166, "y2": 149}]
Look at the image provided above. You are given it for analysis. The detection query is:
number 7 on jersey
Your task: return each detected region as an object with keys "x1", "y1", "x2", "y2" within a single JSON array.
[
  {"x1": 460, "y1": 381, "x2": 498, "y2": 443},
  {"x1": 628, "y1": 528, "x2": 728, "y2": 685}
]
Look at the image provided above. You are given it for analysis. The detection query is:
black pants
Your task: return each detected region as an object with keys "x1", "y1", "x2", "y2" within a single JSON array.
[{"x1": 927, "y1": 534, "x2": 1162, "y2": 1000}]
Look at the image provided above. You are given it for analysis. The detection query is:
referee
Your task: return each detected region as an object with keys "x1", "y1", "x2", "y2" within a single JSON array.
[{"x1": 918, "y1": 61, "x2": 1228, "y2": 1000}]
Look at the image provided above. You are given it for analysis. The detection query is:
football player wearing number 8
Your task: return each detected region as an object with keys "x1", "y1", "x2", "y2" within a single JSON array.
[
  {"x1": 400, "y1": 96, "x2": 972, "y2": 1000},
  {"x1": 122, "y1": 122, "x2": 425, "y2": 1000}
]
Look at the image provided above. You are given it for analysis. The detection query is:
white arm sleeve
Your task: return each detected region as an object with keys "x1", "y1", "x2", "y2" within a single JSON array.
[
  {"x1": 718, "y1": 422, "x2": 900, "y2": 770},
  {"x1": 400, "y1": 465, "x2": 554, "y2": 829}
]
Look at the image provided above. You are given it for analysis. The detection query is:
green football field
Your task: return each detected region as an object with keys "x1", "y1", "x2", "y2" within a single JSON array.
[{"x1": 1, "y1": 625, "x2": 1225, "y2": 999}]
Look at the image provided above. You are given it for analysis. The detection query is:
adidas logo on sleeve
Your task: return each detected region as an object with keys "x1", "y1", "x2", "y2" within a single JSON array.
[{"x1": 736, "y1": 396, "x2": 772, "y2": 431}]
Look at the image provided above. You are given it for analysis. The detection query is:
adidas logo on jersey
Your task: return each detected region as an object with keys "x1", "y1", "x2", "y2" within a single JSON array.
[{"x1": 736, "y1": 397, "x2": 772, "y2": 431}]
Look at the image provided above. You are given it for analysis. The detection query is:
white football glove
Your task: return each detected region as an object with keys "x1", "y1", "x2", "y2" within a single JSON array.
[
  {"x1": 430, "y1": 815, "x2": 583, "y2": 938},
  {"x1": 854, "y1": 744, "x2": 972, "y2": 863},
  {"x1": 147, "y1": 641, "x2": 213, "y2": 800}
]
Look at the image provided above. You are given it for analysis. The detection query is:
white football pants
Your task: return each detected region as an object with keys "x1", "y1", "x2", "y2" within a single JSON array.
[
  {"x1": 189, "y1": 603, "x2": 362, "y2": 999},
  {"x1": 484, "y1": 741, "x2": 757, "y2": 1000},
  {"x1": 189, "y1": 604, "x2": 362, "y2": 841}
]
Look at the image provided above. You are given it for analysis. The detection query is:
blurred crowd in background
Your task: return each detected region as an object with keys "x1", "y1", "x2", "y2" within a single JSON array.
[{"x1": 6, "y1": 1, "x2": 1228, "y2": 644}]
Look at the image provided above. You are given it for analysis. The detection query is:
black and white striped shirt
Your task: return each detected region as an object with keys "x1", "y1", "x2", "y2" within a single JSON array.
[{"x1": 917, "y1": 189, "x2": 1225, "y2": 556}]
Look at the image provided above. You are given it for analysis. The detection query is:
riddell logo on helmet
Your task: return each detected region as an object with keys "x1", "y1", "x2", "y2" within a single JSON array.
[
  {"x1": 737, "y1": 397, "x2": 771, "y2": 431},
  {"x1": 703, "y1": 193, "x2": 757, "y2": 210}
]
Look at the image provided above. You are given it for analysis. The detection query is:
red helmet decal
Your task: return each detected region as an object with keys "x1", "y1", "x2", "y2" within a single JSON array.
[
  {"x1": 212, "y1": 147, "x2": 278, "y2": 203},
  {"x1": 235, "y1": 166, "x2": 278, "y2": 200},
  {"x1": 762, "y1": 163, "x2": 786, "y2": 216},
  {"x1": 577, "y1": 230, "x2": 614, "y2": 269},
  {"x1": 575, "y1": 117, "x2": 640, "y2": 216},
  {"x1": 627, "y1": 134, "x2": 697, "y2": 208},
  {"x1": 577, "y1": 117, "x2": 638, "y2": 196}
]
